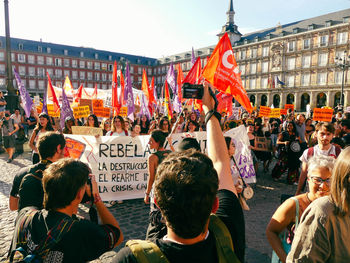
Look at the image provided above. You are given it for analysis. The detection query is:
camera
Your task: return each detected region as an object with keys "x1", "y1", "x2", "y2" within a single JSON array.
[{"x1": 182, "y1": 83, "x2": 204, "y2": 99}]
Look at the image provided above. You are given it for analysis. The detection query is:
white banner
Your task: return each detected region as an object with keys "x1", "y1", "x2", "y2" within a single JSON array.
[{"x1": 64, "y1": 126, "x2": 255, "y2": 201}]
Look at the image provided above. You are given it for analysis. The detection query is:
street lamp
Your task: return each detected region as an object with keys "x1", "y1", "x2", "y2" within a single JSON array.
[{"x1": 335, "y1": 50, "x2": 350, "y2": 111}]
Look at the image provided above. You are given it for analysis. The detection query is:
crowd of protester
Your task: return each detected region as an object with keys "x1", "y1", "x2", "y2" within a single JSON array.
[{"x1": 2, "y1": 91, "x2": 350, "y2": 262}]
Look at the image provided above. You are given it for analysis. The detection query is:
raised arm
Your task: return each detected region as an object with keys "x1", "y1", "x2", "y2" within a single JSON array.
[{"x1": 202, "y1": 82, "x2": 237, "y2": 196}]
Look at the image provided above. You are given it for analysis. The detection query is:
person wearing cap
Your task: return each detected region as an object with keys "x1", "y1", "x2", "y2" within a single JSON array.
[
  {"x1": 0, "y1": 112, "x2": 19, "y2": 162},
  {"x1": 29, "y1": 113, "x2": 54, "y2": 164}
]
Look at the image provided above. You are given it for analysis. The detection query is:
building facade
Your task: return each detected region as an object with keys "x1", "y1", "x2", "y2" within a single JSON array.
[{"x1": 1, "y1": 1, "x2": 349, "y2": 111}]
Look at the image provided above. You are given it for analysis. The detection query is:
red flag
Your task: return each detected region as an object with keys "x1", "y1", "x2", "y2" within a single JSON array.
[
  {"x1": 112, "y1": 61, "x2": 119, "y2": 108},
  {"x1": 182, "y1": 57, "x2": 202, "y2": 85},
  {"x1": 46, "y1": 72, "x2": 60, "y2": 112},
  {"x1": 182, "y1": 58, "x2": 203, "y2": 111},
  {"x1": 141, "y1": 69, "x2": 150, "y2": 99},
  {"x1": 92, "y1": 84, "x2": 98, "y2": 99},
  {"x1": 202, "y1": 33, "x2": 252, "y2": 113},
  {"x1": 217, "y1": 92, "x2": 233, "y2": 116},
  {"x1": 119, "y1": 71, "x2": 125, "y2": 106},
  {"x1": 74, "y1": 84, "x2": 84, "y2": 103},
  {"x1": 164, "y1": 81, "x2": 173, "y2": 119},
  {"x1": 148, "y1": 76, "x2": 156, "y2": 105},
  {"x1": 177, "y1": 64, "x2": 184, "y2": 101}
]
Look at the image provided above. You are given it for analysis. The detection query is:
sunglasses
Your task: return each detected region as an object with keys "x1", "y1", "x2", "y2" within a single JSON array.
[{"x1": 310, "y1": 176, "x2": 331, "y2": 186}]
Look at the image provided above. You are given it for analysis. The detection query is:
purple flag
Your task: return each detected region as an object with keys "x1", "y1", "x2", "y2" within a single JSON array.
[
  {"x1": 139, "y1": 94, "x2": 151, "y2": 119},
  {"x1": 60, "y1": 87, "x2": 74, "y2": 130},
  {"x1": 124, "y1": 64, "x2": 135, "y2": 122},
  {"x1": 42, "y1": 87, "x2": 48, "y2": 114},
  {"x1": 173, "y1": 94, "x2": 182, "y2": 113},
  {"x1": 166, "y1": 63, "x2": 176, "y2": 94},
  {"x1": 13, "y1": 68, "x2": 33, "y2": 118},
  {"x1": 191, "y1": 47, "x2": 196, "y2": 65}
]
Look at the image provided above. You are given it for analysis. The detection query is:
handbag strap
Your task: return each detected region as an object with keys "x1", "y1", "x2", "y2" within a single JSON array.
[
  {"x1": 231, "y1": 157, "x2": 248, "y2": 187},
  {"x1": 290, "y1": 197, "x2": 300, "y2": 228}
]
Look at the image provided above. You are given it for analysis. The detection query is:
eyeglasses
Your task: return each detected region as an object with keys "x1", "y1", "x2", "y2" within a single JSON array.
[{"x1": 310, "y1": 176, "x2": 331, "y2": 186}]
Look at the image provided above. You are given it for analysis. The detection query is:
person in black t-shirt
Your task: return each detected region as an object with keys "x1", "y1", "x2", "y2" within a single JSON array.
[
  {"x1": 112, "y1": 82, "x2": 245, "y2": 263},
  {"x1": 9, "y1": 132, "x2": 66, "y2": 211},
  {"x1": 8, "y1": 158, "x2": 123, "y2": 262}
]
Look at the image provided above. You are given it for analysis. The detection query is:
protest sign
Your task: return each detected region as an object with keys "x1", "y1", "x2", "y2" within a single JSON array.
[
  {"x1": 284, "y1": 104, "x2": 294, "y2": 111},
  {"x1": 73, "y1": 106, "x2": 90, "y2": 119},
  {"x1": 64, "y1": 126, "x2": 255, "y2": 201},
  {"x1": 269, "y1": 108, "x2": 281, "y2": 118},
  {"x1": 254, "y1": 137, "x2": 272, "y2": 152},
  {"x1": 259, "y1": 106, "x2": 271, "y2": 117},
  {"x1": 280, "y1": 109, "x2": 287, "y2": 115},
  {"x1": 47, "y1": 104, "x2": 60, "y2": 117},
  {"x1": 79, "y1": 99, "x2": 92, "y2": 111},
  {"x1": 119, "y1": 107, "x2": 127, "y2": 117},
  {"x1": 92, "y1": 99, "x2": 111, "y2": 117},
  {"x1": 313, "y1": 108, "x2": 334, "y2": 122},
  {"x1": 71, "y1": 126, "x2": 103, "y2": 136}
]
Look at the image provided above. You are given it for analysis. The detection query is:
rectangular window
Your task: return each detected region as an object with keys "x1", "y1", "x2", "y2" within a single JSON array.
[
  {"x1": 261, "y1": 61, "x2": 269, "y2": 73},
  {"x1": 28, "y1": 55, "x2": 35, "y2": 64},
  {"x1": 64, "y1": 70, "x2": 70, "y2": 77},
  {"x1": 102, "y1": 73, "x2": 107, "y2": 81},
  {"x1": 94, "y1": 62, "x2": 100, "y2": 70},
  {"x1": 55, "y1": 69, "x2": 62, "y2": 78},
  {"x1": 303, "y1": 39, "x2": 311, "y2": 49},
  {"x1": 302, "y1": 55, "x2": 311, "y2": 68},
  {"x1": 287, "y1": 57, "x2": 296, "y2": 70},
  {"x1": 47, "y1": 47, "x2": 51, "y2": 54},
  {"x1": 18, "y1": 54, "x2": 26, "y2": 63},
  {"x1": 79, "y1": 71, "x2": 85, "y2": 79},
  {"x1": 249, "y1": 78, "x2": 256, "y2": 89},
  {"x1": 19, "y1": 66, "x2": 26, "y2": 76},
  {"x1": 261, "y1": 77, "x2": 268, "y2": 88},
  {"x1": 46, "y1": 57, "x2": 53, "y2": 65},
  {"x1": 55, "y1": 58, "x2": 62, "y2": 66},
  {"x1": 79, "y1": 60, "x2": 85, "y2": 68},
  {"x1": 64, "y1": 59, "x2": 70, "y2": 67},
  {"x1": 102, "y1": 84, "x2": 107, "y2": 90},
  {"x1": 29, "y1": 80, "x2": 36, "y2": 89},
  {"x1": 38, "y1": 80, "x2": 45, "y2": 90},
  {"x1": 37, "y1": 68, "x2": 44, "y2": 77},
  {"x1": 262, "y1": 47, "x2": 269, "y2": 57},
  {"x1": 131, "y1": 76, "x2": 134, "y2": 83},
  {"x1": 301, "y1": 73, "x2": 310, "y2": 86},
  {"x1": 250, "y1": 63, "x2": 256, "y2": 74},
  {"x1": 95, "y1": 53, "x2": 98, "y2": 59},
  {"x1": 148, "y1": 68, "x2": 152, "y2": 75},
  {"x1": 138, "y1": 67, "x2": 142, "y2": 74},
  {"x1": 317, "y1": 72, "x2": 327, "y2": 85},
  {"x1": 95, "y1": 72, "x2": 100, "y2": 80},
  {"x1": 101, "y1": 63, "x2": 107, "y2": 70},
  {"x1": 87, "y1": 61, "x2": 93, "y2": 69},
  {"x1": 288, "y1": 41, "x2": 295, "y2": 52},
  {"x1": 72, "y1": 82, "x2": 78, "y2": 89},
  {"x1": 240, "y1": 50, "x2": 246, "y2": 60},
  {"x1": 87, "y1": 72, "x2": 92, "y2": 80},
  {"x1": 72, "y1": 71, "x2": 78, "y2": 80},
  {"x1": 130, "y1": 66, "x2": 134, "y2": 74},
  {"x1": 286, "y1": 75, "x2": 294, "y2": 87},
  {"x1": 337, "y1": 32, "x2": 348, "y2": 45},
  {"x1": 38, "y1": 46, "x2": 42, "y2": 53},
  {"x1": 239, "y1": 65, "x2": 245, "y2": 75},
  {"x1": 64, "y1": 50, "x2": 68, "y2": 56},
  {"x1": 80, "y1": 51, "x2": 84, "y2": 57},
  {"x1": 47, "y1": 68, "x2": 53, "y2": 76},
  {"x1": 108, "y1": 74, "x2": 113, "y2": 81},
  {"x1": 318, "y1": 53, "x2": 328, "y2": 66},
  {"x1": 335, "y1": 71, "x2": 342, "y2": 84},
  {"x1": 251, "y1": 48, "x2": 257, "y2": 58},
  {"x1": 319, "y1": 35, "x2": 328, "y2": 47},
  {"x1": 0, "y1": 52, "x2": 4, "y2": 61},
  {"x1": 72, "y1": 60, "x2": 77, "y2": 68},
  {"x1": 28, "y1": 67, "x2": 35, "y2": 76},
  {"x1": 37, "y1": 56, "x2": 44, "y2": 65},
  {"x1": 108, "y1": 64, "x2": 113, "y2": 71},
  {"x1": 0, "y1": 64, "x2": 5, "y2": 74}
]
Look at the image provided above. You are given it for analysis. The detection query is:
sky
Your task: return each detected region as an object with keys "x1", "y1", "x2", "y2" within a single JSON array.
[{"x1": 0, "y1": 0, "x2": 349, "y2": 58}]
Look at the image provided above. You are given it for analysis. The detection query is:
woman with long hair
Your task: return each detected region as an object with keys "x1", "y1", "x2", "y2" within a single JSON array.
[
  {"x1": 267, "y1": 155, "x2": 335, "y2": 263},
  {"x1": 106, "y1": 115, "x2": 128, "y2": 136},
  {"x1": 62, "y1": 116, "x2": 75, "y2": 134},
  {"x1": 85, "y1": 114, "x2": 99, "y2": 128},
  {"x1": 29, "y1": 113, "x2": 54, "y2": 164},
  {"x1": 287, "y1": 148, "x2": 350, "y2": 262},
  {"x1": 100, "y1": 117, "x2": 111, "y2": 136},
  {"x1": 158, "y1": 117, "x2": 171, "y2": 136},
  {"x1": 144, "y1": 130, "x2": 172, "y2": 240},
  {"x1": 140, "y1": 114, "x2": 150, "y2": 135}
]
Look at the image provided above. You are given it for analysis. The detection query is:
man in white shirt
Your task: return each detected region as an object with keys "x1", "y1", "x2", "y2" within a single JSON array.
[{"x1": 295, "y1": 122, "x2": 340, "y2": 195}]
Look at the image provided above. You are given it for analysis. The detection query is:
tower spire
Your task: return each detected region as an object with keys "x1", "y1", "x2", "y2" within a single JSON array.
[{"x1": 217, "y1": 0, "x2": 241, "y2": 43}]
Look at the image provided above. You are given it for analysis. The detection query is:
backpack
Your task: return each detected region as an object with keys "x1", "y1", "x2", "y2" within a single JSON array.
[
  {"x1": 307, "y1": 145, "x2": 341, "y2": 159},
  {"x1": 7, "y1": 209, "x2": 75, "y2": 263},
  {"x1": 126, "y1": 214, "x2": 241, "y2": 263}
]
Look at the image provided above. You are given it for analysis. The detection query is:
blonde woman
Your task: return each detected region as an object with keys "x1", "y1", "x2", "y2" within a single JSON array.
[{"x1": 287, "y1": 147, "x2": 350, "y2": 262}]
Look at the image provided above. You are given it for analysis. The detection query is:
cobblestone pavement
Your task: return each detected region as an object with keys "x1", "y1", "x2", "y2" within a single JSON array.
[{"x1": 0, "y1": 150, "x2": 295, "y2": 263}]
